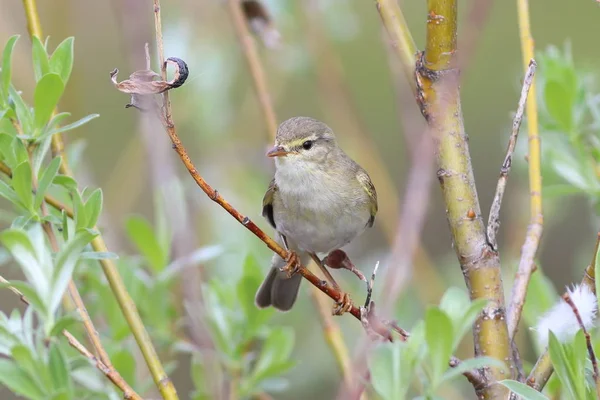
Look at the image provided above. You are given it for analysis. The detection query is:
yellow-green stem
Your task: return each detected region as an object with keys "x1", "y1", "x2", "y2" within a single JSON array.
[{"x1": 418, "y1": 0, "x2": 512, "y2": 397}]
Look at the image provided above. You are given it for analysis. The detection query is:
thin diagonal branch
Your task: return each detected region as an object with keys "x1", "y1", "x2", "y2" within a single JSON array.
[
  {"x1": 374, "y1": 0, "x2": 418, "y2": 94},
  {"x1": 226, "y1": 0, "x2": 278, "y2": 140},
  {"x1": 0, "y1": 275, "x2": 143, "y2": 400},
  {"x1": 487, "y1": 60, "x2": 537, "y2": 250},
  {"x1": 506, "y1": 0, "x2": 543, "y2": 341}
]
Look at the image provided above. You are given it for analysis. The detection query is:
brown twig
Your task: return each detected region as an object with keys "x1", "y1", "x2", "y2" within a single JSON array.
[
  {"x1": 0, "y1": 275, "x2": 142, "y2": 400},
  {"x1": 487, "y1": 59, "x2": 537, "y2": 250},
  {"x1": 507, "y1": 0, "x2": 544, "y2": 342},
  {"x1": 226, "y1": 0, "x2": 278, "y2": 139},
  {"x1": 562, "y1": 291, "x2": 600, "y2": 396},
  {"x1": 527, "y1": 232, "x2": 600, "y2": 390}
]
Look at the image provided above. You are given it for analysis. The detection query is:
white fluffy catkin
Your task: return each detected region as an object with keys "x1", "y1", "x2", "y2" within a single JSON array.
[{"x1": 534, "y1": 284, "x2": 597, "y2": 347}]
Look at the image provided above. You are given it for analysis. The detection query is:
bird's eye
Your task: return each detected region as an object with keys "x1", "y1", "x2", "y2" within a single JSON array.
[{"x1": 302, "y1": 140, "x2": 313, "y2": 150}]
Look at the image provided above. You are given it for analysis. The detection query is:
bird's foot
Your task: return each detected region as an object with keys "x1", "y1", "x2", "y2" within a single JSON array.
[
  {"x1": 279, "y1": 251, "x2": 301, "y2": 278},
  {"x1": 332, "y1": 292, "x2": 353, "y2": 316}
]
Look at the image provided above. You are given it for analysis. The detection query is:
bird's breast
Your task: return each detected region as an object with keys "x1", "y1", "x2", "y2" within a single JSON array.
[{"x1": 272, "y1": 166, "x2": 370, "y2": 254}]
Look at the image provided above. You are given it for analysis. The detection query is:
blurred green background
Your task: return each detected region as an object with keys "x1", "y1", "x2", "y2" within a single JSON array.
[{"x1": 1, "y1": 0, "x2": 600, "y2": 399}]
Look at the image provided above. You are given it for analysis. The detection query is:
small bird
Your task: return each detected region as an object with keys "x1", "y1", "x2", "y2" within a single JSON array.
[{"x1": 255, "y1": 116, "x2": 378, "y2": 311}]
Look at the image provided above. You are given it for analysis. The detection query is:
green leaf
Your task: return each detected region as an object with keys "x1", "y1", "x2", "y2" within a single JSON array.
[
  {"x1": 499, "y1": 380, "x2": 550, "y2": 400},
  {"x1": 80, "y1": 251, "x2": 118, "y2": 260},
  {"x1": 237, "y1": 254, "x2": 273, "y2": 333},
  {"x1": 60, "y1": 210, "x2": 69, "y2": 242},
  {"x1": 369, "y1": 340, "x2": 420, "y2": 400},
  {"x1": 0, "y1": 359, "x2": 45, "y2": 399},
  {"x1": 47, "y1": 113, "x2": 99, "y2": 137},
  {"x1": 49, "y1": 314, "x2": 79, "y2": 337},
  {"x1": 49, "y1": 343, "x2": 72, "y2": 395},
  {"x1": 83, "y1": 188, "x2": 102, "y2": 228},
  {"x1": 31, "y1": 36, "x2": 50, "y2": 82},
  {"x1": 49, "y1": 37, "x2": 74, "y2": 84},
  {"x1": 425, "y1": 307, "x2": 454, "y2": 386},
  {"x1": 34, "y1": 156, "x2": 61, "y2": 209},
  {"x1": 0, "y1": 281, "x2": 48, "y2": 318},
  {"x1": 440, "y1": 356, "x2": 505, "y2": 384},
  {"x1": 34, "y1": 74, "x2": 65, "y2": 133},
  {"x1": 48, "y1": 229, "x2": 97, "y2": 316},
  {"x1": 544, "y1": 81, "x2": 573, "y2": 134},
  {"x1": 0, "y1": 228, "x2": 50, "y2": 300},
  {"x1": 9, "y1": 85, "x2": 33, "y2": 135},
  {"x1": 12, "y1": 161, "x2": 33, "y2": 212},
  {"x1": 53, "y1": 175, "x2": 78, "y2": 191},
  {"x1": 125, "y1": 215, "x2": 167, "y2": 273},
  {"x1": 595, "y1": 245, "x2": 600, "y2": 312},
  {"x1": 71, "y1": 189, "x2": 87, "y2": 231},
  {"x1": 11, "y1": 344, "x2": 47, "y2": 392},
  {"x1": 548, "y1": 331, "x2": 584, "y2": 399},
  {"x1": 455, "y1": 298, "x2": 487, "y2": 350},
  {"x1": 1, "y1": 35, "x2": 19, "y2": 106},
  {"x1": 111, "y1": 349, "x2": 136, "y2": 388},
  {"x1": 0, "y1": 133, "x2": 17, "y2": 168},
  {"x1": 249, "y1": 327, "x2": 295, "y2": 385},
  {"x1": 0, "y1": 179, "x2": 21, "y2": 206}
]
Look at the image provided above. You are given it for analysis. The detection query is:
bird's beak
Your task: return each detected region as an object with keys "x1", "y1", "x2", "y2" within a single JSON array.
[{"x1": 266, "y1": 145, "x2": 289, "y2": 158}]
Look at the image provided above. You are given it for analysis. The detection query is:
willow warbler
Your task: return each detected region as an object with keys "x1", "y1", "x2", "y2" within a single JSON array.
[{"x1": 255, "y1": 116, "x2": 378, "y2": 311}]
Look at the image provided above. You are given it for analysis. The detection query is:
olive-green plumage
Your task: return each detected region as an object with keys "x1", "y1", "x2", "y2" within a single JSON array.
[{"x1": 255, "y1": 116, "x2": 378, "y2": 311}]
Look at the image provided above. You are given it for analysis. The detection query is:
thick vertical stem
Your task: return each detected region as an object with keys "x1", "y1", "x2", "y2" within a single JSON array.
[{"x1": 417, "y1": 1, "x2": 512, "y2": 397}]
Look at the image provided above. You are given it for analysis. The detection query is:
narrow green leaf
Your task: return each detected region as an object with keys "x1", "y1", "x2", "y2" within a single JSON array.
[
  {"x1": 11, "y1": 344, "x2": 47, "y2": 391},
  {"x1": 125, "y1": 215, "x2": 167, "y2": 272},
  {"x1": 544, "y1": 80, "x2": 573, "y2": 133},
  {"x1": 49, "y1": 314, "x2": 79, "y2": 337},
  {"x1": 34, "y1": 156, "x2": 61, "y2": 209},
  {"x1": 455, "y1": 298, "x2": 488, "y2": 349},
  {"x1": 0, "y1": 229, "x2": 50, "y2": 301},
  {"x1": 49, "y1": 343, "x2": 72, "y2": 394},
  {"x1": 60, "y1": 210, "x2": 69, "y2": 242},
  {"x1": 548, "y1": 331, "x2": 582, "y2": 399},
  {"x1": 0, "y1": 281, "x2": 48, "y2": 318},
  {"x1": 33, "y1": 74, "x2": 65, "y2": 133},
  {"x1": 80, "y1": 251, "x2": 118, "y2": 260},
  {"x1": 595, "y1": 244, "x2": 600, "y2": 311},
  {"x1": 8, "y1": 85, "x2": 33, "y2": 135},
  {"x1": 0, "y1": 359, "x2": 44, "y2": 400},
  {"x1": 48, "y1": 113, "x2": 99, "y2": 137},
  {"x1": 0, "y1": 179, "x2": 21, "y2": 206},
  {"x1": 1, "y1": 35, "x2": 19, "y2": 105},
  {"x1": 0, "y1": 133, "x2": 17, "y2": 168},
  {"x1": 425, "y1": 307, "x2": 454, "y2": 386},
  {"x1": 72, "y1": 190, "x2": 87, "y2": 231},
  {"x1": 53, "y1": 175, "x2": 78, "y2": 191},
  {"x1": 499, "y1": 380, "x2": 550, "y2": 400},
  {"x1": 83, "y1": 188, "x2": 102, "y2": 228},
  {"x1": 250, "y1": 327, "x2": 295, "y2": 384},
  {"x1": 11, "y1": 161, "x2": 33, "y2": 212},
  {"x1": 49, "y1": 229, "x2": 97, "y2": 315},
  {"x1": 368, "y1": 341, "x2": 416, "y2": 400},
  {"x1": 49, "y1": 37, "x2": 74, "y2": 84},
  {"x1": 31, "y1": 36, "x2": 50, "y2": 82}
]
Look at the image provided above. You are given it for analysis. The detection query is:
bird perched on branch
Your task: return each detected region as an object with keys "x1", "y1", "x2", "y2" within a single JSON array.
[{"x1": 255, "y1": 116, "x2": 378, "y2": 312}]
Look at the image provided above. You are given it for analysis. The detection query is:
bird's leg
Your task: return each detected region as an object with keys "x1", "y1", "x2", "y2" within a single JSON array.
[
  {"x1": 308, "y1": 252, "x2": 341, "y2": 291},
  {"x1": 279, "y1": 234, "x2": 301, "y2": 278},
  {"x1": 308, "y1": 252, "x2": 353, "y2": 316}
]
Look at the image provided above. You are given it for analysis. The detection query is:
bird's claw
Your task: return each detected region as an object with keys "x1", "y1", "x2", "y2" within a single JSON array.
[
  {"x1": 332, "y1": 292, "x2": 352, "y2": 316},
  {"x1": 279, "y1": 251, "x2": 301, "y2": 278}
]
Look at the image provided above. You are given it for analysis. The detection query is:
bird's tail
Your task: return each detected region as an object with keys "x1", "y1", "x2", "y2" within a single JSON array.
[{"x1": 255, "y1": 251, "x2": 308, "y2": 311}]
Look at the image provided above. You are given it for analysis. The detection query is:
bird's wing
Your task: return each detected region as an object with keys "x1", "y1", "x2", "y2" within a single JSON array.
[
  {"x1": 356, "y1": 168, "x2": 378, "y2": 227},
  {"x1": 262, "y1": 178, "x2": 278, "y2": 229}
]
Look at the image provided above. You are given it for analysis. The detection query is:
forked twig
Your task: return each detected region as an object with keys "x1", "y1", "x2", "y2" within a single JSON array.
[
  {"x1": 562, "y1": 292, "x2": 600, "y2": 397},
  {"x1": 487, "y1": 59, "x2": 537, "y2": 250}
]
